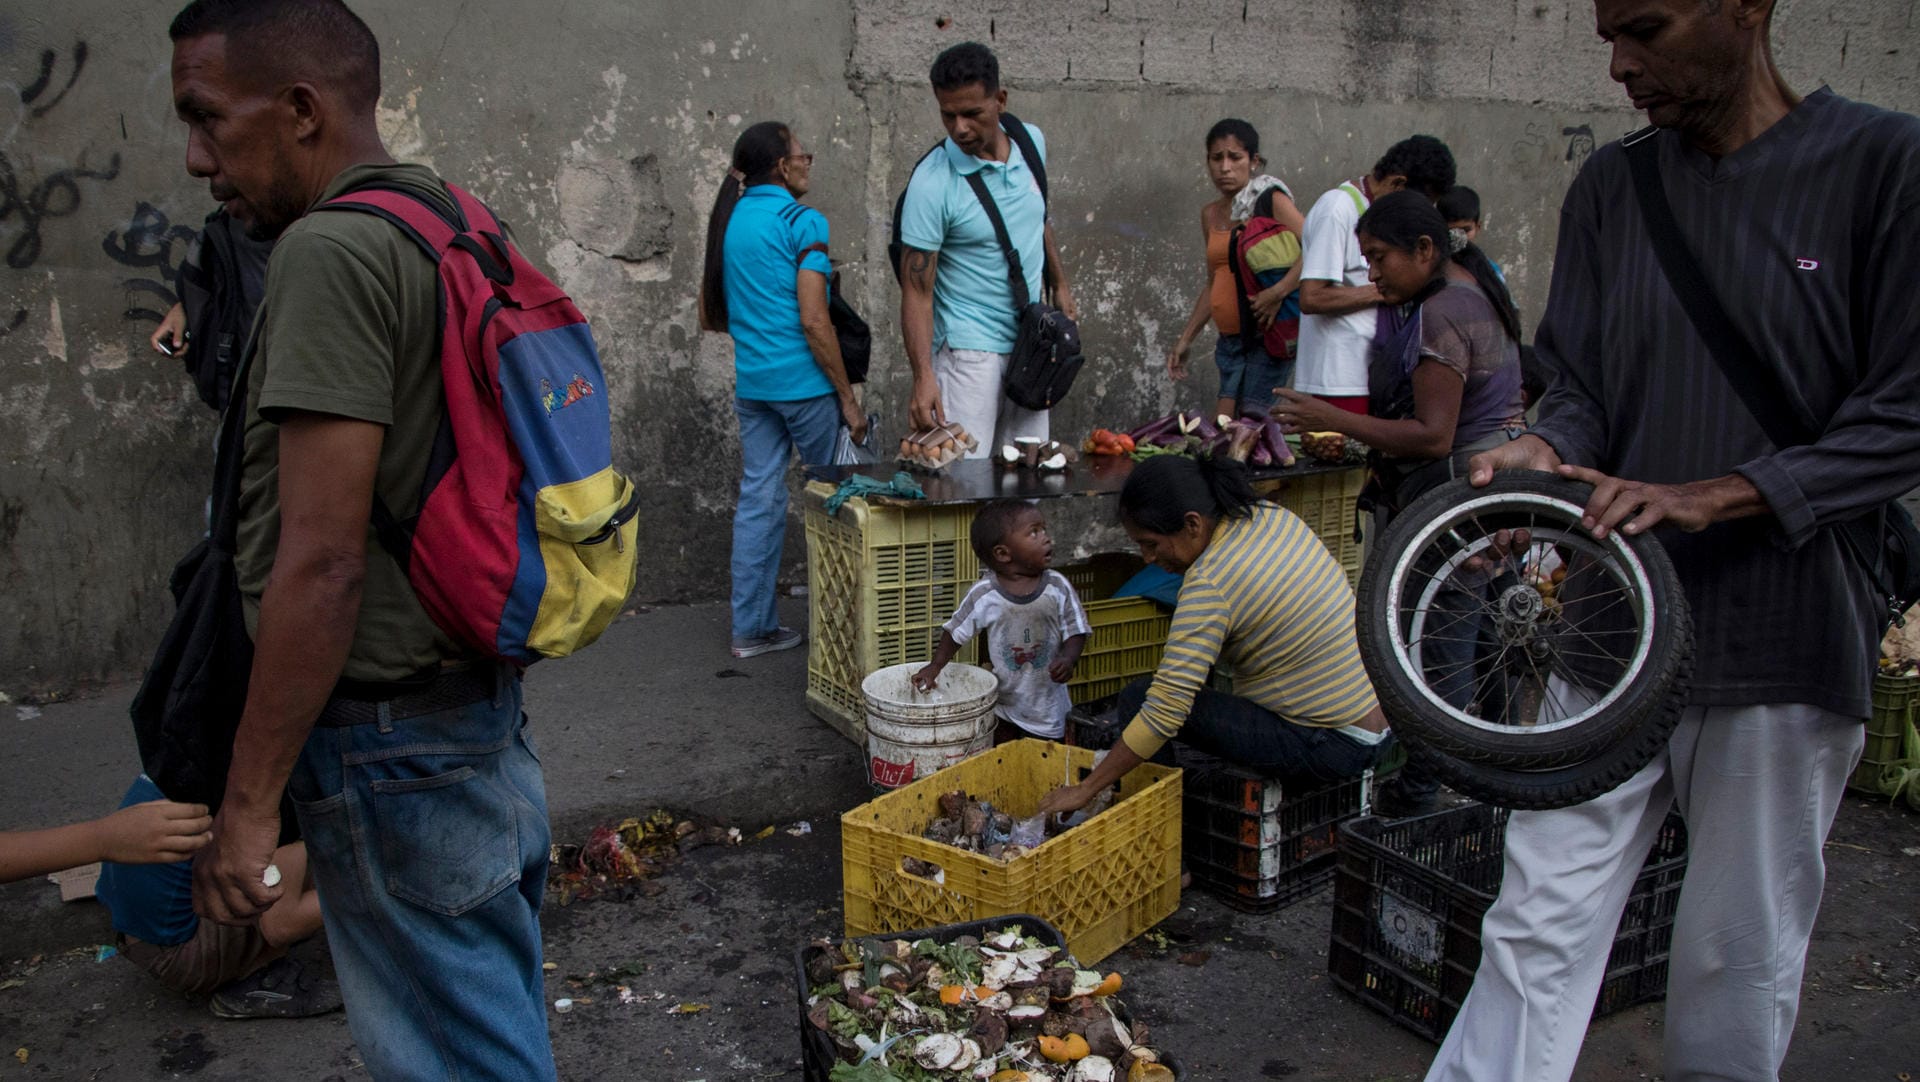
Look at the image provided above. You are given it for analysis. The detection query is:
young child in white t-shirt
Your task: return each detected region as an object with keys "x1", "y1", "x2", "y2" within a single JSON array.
[{"x1": 912, "y1": 499, "x2": 1091, "y2": 741}]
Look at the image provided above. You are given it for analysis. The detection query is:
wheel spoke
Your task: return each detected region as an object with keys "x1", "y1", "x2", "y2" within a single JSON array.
[{"x1": 1380, "y1": 488, "x2": 1666, "y2": 744}]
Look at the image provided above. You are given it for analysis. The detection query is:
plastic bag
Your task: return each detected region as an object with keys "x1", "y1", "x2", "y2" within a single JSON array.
[
  {"x1": 832, "y1": 413, "x2": 880, "y2": 466},
  {"x1": 1009, "y1": 814, "x2": 1047, "y2": 849}
]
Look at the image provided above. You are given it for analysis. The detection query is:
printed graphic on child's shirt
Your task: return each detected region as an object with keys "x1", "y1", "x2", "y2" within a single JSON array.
[{"x1": 1000, "y1": 626, "x2": 1054, "y2": 672}]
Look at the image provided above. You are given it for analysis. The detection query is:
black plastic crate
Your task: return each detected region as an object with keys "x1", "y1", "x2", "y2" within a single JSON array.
[
  {"x1": 795, "y1": 914, "x2": 1185, "y2": 1081},
  {"x1": 1067, "y1": 701, "x2": 1124, "y2": 751},
  {"x1": 1181, "y1": 750, "x2": 1371, "y2": 912},
  {"x1": 1327, "y1": 804, "x2": 1687, "y2": 1042}
]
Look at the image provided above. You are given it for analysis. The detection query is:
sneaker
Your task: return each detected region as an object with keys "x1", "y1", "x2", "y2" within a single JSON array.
[
  {"x1": 208, "y1": 955, "x2": 343, "y2": 1020},
  {"x1": 1372, "y1": 774, "x2": 1442, "y2": 820},
  {"x1": 730, "y1": 626, "x2": 804, "y2": 659}
]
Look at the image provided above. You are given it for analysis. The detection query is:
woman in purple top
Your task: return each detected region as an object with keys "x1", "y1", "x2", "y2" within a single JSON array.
[
  {"x1": 1273, "y1": 191, "x2": 1527, "y2": 806},
  {"x1": 1273, "y1": 189, "x2": 1526, "y2": 512}
]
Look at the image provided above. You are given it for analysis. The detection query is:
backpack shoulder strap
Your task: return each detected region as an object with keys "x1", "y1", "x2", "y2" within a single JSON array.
[
  {"x1": 1338, "y1": 181, "x2": 1367, "y2": 217},
  {"x1": 324, "y1": 185, "x2": 521, "y2": 287},
  {"x1": 1225, "y1": 221, "x2": 1262, "y2": 349},
  {"x1": 999, "y1": 113, "x2": 1047, "y2": 205},
  {"x1": 961, "y1": 171, "x2": 1031, "y2": 317},
  {"x1": 319, "y1": 188, "x2": 460, "y2": 260},
  {"x1": 1623, "y1": 128, "x2": 1816, "y2": 448}
]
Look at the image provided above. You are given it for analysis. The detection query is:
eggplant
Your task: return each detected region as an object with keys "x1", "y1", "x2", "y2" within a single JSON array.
[
  {"x1": 1189, "y1": 412, "x2": 1222, "y2": 441},
  {"x1": 1127, "y1": 414, "x2": 1181, "y2": 444},
  {"x1": 1250, "y1": 441, "x2": 1274, "y2": 468},
  {"x1": 1262, "y1": 420, "x2": 1296, "y2": 467},
  {"x1": 1225, "y1": 421, "x2": 1262, "y2": 463}
]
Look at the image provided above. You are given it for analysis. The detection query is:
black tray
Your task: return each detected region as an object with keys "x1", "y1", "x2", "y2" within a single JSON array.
[{"x1": 795, "y1": 914, "x2": 1184, "y2": 1080}]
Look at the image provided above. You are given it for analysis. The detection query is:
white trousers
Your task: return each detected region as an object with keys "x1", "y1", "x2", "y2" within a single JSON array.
[
  {"x1": 932, "y1": 345, "x2": 1047, "y2": 458},
  {"x1": 1425, "y1": 688, "x2": 1864, "y2": 1082}
]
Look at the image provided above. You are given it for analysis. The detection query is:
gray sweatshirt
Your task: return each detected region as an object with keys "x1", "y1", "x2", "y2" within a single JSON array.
[{"x1": 1529, "y1": 88, "x2": 1920, "y2": 718}]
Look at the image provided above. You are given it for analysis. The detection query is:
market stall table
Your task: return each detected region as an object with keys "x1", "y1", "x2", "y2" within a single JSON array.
[{"x1": 800, "y1": 455, "x2": 1365, "y2": 744}]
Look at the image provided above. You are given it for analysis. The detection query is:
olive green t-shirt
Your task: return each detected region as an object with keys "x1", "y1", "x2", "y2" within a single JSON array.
[{"x1": 234, "y1": 162, "x2": 468, "y2": 682}]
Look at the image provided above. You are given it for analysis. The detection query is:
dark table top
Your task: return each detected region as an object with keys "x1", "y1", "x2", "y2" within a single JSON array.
[{"x1": 804, "y1": 455, "x2": 1359, "y2": 507}]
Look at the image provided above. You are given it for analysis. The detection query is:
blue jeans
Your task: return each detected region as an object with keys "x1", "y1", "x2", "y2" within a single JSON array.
[
  {"x1": 1115, "y1": 677, "x2": 1376, "y2": 789},
  {"x1": 733, "y1": 394, "x2": 839, "y2": 640},
  {"x1": 1422, "y1": 577, "x2": 1489, "y2": 712},
  {"x1": 1213, "y1": 335, "x2": 1294, "y2": 417},
  {"x1": 289, "y1": 671, "x2": 555, "y2": 1082}
]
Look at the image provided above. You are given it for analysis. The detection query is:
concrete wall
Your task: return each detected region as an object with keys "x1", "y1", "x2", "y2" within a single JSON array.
[{"x1": 2, "y1": 0, "x2": 1915, "y2": 694}]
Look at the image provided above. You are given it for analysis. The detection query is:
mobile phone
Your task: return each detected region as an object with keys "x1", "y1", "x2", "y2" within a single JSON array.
[{"x1": 155, "y1": 340, "x2": 176, "y2": 357}]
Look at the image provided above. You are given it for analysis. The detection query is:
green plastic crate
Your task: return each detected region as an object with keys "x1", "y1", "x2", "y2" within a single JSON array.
[{"x1": 1852, "y1": 673, "x2": 1920, "y2": 797}]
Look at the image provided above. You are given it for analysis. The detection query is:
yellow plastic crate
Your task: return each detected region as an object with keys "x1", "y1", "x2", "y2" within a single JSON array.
[
  {"x1": 1070, "y1": 598, "x2": 1172, "y2": 705},
  {"x1": 804, "y1": 485, "x2": 984, "y2": 742},
  {"x1": 1253, "y1": 466, "x2": 1367, "y2": 587},
  {"x1": 1057, "y1": 554, "x2": 1172, "y2": 706},
  {"x1": 841, "y1": 739, "x2": 1182, "y2": 965}
]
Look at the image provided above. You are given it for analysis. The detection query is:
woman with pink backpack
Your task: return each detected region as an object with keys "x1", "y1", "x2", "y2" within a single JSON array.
[{"x1": 1163, "y1": 119, "x2": 1307, "y2": 420}]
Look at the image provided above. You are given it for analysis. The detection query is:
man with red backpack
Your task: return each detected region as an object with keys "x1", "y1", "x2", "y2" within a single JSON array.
[{"x1": 163, "y1": 1, "x2": 631, "y2": 1076}]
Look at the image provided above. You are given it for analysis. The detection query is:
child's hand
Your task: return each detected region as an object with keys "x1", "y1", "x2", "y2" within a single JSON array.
[
  {"x1": 911, "y1": 663, "x2": 942, "y2": 692},
  {"x1": 98, "y1": 800, "x2": 213, "y2": 865},
  {"x1": 1048, "y1": 656, "x2": 1077, "y2": 683}
]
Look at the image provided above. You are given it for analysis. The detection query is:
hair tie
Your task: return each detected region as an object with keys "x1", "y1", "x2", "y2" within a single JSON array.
[{"x1": 1448, "y1": 227, "x2": 1471, "y2": 256}]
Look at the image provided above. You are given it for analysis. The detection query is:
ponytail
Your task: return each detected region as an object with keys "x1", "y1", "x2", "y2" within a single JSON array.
[
  {"x1": 1118, "y1": 455, "x2": 1259, "y2": 535},
  {"x1": 1450, "y1": 241, "x2": 1523, "y2": 345},
  {"x1": 699, "y1": 120, "x2": 793, "y2": 332}
]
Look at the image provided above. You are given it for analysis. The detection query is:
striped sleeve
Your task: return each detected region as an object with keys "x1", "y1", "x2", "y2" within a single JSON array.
[
  {"x1": 1121, "y1": 571, "x2": 1229, "y2": 760},
  {"x1": 942, "y1": 579, "x2": 995, "y2": 646},
  {"x1": 1052, "y1": 573, "x2": 1092, "y2": 639}
]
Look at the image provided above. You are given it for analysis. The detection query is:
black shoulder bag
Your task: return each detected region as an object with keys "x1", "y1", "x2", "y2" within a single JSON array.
[
  {"x1": 1626, "y1": 128, "x2": 1920, "y2": 630},
  {"x1": 128, "y1": 340, "x2": 258, "y2": 808},
  {"x1": 961, "y1": 116, "x2": 1084, "y2": 411},
  {"x1": 797, "y1": 241, "x2": 870, "y2": 384},
  {"x1": 176, "y1": 210, "x2": 268, "y2": 412}
]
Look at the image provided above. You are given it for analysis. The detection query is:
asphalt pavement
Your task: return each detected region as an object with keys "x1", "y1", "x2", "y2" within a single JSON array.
[{"x1": 1, "y1": 598, "x2": 1915, "y2": 1080}]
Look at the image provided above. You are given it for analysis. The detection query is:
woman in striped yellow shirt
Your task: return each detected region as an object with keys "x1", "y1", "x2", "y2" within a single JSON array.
[{"x1": 1038, "y1": 456, "x2": 1387, "y2": 816}]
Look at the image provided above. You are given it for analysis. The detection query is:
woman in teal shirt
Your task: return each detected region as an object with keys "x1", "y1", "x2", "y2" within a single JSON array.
[{"x1": 699, "y1": 122, "x2": 867, "y2": 659}]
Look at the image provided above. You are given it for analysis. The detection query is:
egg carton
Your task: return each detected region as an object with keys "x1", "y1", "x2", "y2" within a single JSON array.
[{"x1": 899, "y1": 422, "x2": 979, "y2": 471}]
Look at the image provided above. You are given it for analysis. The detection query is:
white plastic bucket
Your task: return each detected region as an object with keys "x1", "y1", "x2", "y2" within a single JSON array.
[{"x1": 862, "y1": 662, "x2": 998, "y2": 790}]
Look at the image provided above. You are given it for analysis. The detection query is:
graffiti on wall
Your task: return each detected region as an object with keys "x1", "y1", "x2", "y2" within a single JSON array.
[
  {"x1": 101, "y1": 202, "x2": 198, "y2": 324},
  {"x1": 18, "y1": 43, "x2": 90, "y2": 120},
  {"x1": 0, "y1": 41, "x2": 122, "y2": 270},
  {"x1": 1562, "y1": 125, "x2": 1596, "y2": 171}
]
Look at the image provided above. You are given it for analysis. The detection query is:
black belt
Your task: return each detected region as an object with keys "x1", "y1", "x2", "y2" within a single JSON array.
[{"x1": 314, "y1": 665, "x2": 499, "y2": 727}]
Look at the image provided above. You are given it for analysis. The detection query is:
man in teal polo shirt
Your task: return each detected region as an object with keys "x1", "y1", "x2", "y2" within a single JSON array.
[{"x1": 898, "y1": 41, "x2": 1077, "y2": 453}]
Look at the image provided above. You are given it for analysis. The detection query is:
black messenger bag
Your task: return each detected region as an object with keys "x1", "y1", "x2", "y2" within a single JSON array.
[{"x1": 962, "y1": 169, "x2": 1084, "y2": 411}]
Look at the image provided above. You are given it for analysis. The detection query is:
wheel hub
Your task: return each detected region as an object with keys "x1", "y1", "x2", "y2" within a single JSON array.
[{"x1": 1494, "y1": 582, "x2": 1546, "y2": 644}]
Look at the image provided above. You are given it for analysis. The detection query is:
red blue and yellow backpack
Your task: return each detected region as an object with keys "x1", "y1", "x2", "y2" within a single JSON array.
[{"x1": 320, "y1": 185, "x2": 639, "y2": 664}]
